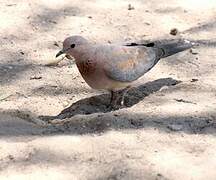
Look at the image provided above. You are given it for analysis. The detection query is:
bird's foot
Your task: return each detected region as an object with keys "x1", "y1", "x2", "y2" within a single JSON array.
[
  {"x1": 107, "y1": 88, "x2": 130, "y2": 111},
  {"x1": 107, "y1": 97, "x2": 126, "y2": 111},
  {"x1": 106, "y1": 104, "x2": 120, "y2": 111}
]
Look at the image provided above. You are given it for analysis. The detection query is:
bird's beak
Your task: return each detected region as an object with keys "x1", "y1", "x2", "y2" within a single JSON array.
[{"x1": 56, "y1": 50, "x2": 65, "y2": 58}]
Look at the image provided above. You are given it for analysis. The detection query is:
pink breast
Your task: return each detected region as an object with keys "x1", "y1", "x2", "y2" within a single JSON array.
[{"x1": 77, "y1": 59, "x2": 96, "y2": 76}]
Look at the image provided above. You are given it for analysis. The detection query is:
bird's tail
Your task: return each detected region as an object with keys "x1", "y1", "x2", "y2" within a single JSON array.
[
  {"x1": 125, "y1": 38, "x2": 197, "y2": 59},
  {"x1": 156, "y1": 39, "x2": 195, "y2": 58}
]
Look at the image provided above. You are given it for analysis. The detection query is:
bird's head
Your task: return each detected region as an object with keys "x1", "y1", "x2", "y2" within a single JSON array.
[{"x1": 56, "y1": 35, "x2": 88, "y2": 59}]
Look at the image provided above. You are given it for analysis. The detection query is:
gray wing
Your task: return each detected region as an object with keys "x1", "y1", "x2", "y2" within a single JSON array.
[
  {"x1": 101, "y1": 45, "x2": 161, "y2": 82},
  {"x1": 101, "y1": 39, "x2": 192, "y2": 82}
]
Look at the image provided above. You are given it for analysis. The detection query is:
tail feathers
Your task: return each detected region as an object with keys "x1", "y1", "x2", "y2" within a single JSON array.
[
  {"x1": 157, "y1": 39, "x2": 194, "y2": 58},
  {"x1": 125, "y1": 38, "x2": 195, "y2": 59}
]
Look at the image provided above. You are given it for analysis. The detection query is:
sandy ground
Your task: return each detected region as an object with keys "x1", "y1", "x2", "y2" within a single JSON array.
[{"x1": 0, "y1": 0, "x2": 216, "y2": 179}]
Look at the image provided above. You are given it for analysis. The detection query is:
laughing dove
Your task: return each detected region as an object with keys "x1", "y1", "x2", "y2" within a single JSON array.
[{"x1": 56, "y1": 36, "x2": 193, "y2": 108}]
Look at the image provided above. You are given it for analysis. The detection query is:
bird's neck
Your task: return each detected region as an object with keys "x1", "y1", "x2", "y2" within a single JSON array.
[{"x1": 72, "y1": 44, "x2": 93, "y2": 63}]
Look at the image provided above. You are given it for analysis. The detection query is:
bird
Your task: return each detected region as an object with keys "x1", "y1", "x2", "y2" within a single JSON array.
[{"x1": 56, "y1": 36, "x2": 193, "y2": 109}]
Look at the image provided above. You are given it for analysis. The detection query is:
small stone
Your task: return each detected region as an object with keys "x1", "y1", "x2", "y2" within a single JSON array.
[
  {"x1": 190, "y1": 48, "x2": 198, "y2": 55},
  {"x1": 170, "y1": 28, "x2": 178, "y2": 36},
  {"x1": 48, "y1": 20, "x2": 57, "y2": 24},
  {"x1": 167, "y1": 124, "x2": 183, "y2": 131},
  {"x1": 144, "y1": 22, "x2": 151, "y2": 25},
  {"x1": 159, "y1": 86, "x2": 169, "y2": 91},
  {"x1": 30, "y1": 75, "x2": 42, "y2": 80},
  {"x1": 62, "y1": 101, "x2": 70, "y2": 107},
  {"x1": 20, "y1": 51, "x2": 25, "y2": 55},
  {"x1": 128, "y1": 4, "x2": 135, "y2": 10},
  {"x1": 191, "y1": 78, "x2": 198, "y2": 82}
]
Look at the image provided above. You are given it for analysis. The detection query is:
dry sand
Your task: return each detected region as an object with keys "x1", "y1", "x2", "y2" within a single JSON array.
[{"x1": 0, "y1": 0, "x2": 216, "y2": 179}]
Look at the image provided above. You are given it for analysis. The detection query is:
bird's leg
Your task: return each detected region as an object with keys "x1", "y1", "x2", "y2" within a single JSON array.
[
  {"x1": 108, "y1": 86, "x2": 131, "y2": 110},
  {"x1": 120, "y1": 86, "x2": 131, "y2": 106},
  {"x1": 108, "y1": 90, "x2": 119, "y2": 110},
  {"x1": 110, "y1": 90, "x2": 115, "y2": 105}
]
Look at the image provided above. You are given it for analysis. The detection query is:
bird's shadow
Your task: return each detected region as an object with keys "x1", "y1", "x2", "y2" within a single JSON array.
[{"x1": 40, "y1": 78, "x2": 181, "y2": 121}]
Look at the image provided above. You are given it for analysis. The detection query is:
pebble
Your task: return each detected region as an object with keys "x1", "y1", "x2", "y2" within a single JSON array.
[
  {"x1": 191, "y1": 78, "x2": 198, "y2": 82},
  {"x1": 167, "y1": 124, "x2": 183, "y2": 131},
  {"x1": 190, "y1": 48, "x2": 198, "y2": 55},
  {"x1": 159, "y1": 86, "x2": 169, "y2": 91},
  {"x1": 128, "y1": 4, "x2": 135, "y2": 10},
  {"x1": 170, "y1": 28, "x2": 178, "y2": 36}
]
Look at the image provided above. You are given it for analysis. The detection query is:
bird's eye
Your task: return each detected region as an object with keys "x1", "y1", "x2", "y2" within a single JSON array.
[{"x1": 70, "y1": 44, "x2": 75, "y2": 48}]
